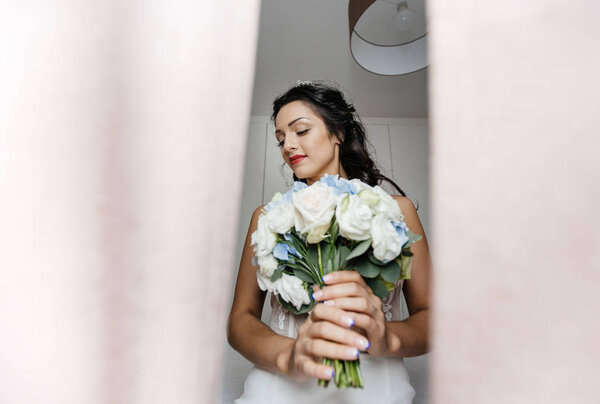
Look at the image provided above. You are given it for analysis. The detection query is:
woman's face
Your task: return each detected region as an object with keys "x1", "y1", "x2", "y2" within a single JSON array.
[{"x1": 274, "y1": 100, "x2": 342, "y2": 185}]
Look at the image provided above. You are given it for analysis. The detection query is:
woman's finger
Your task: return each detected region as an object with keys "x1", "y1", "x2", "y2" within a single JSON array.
[
  {"x1": 312, "y1": 281, "x2": 369, "y2": 301},
  {"x1": 322, "y1": 296, "x2": 381, "y2": 317},
  {"x1": 311, "y1": 301, "x2": 355, "y2": 328},
  {"x1": 304, "y1": 317, "x2": 370, "y2": 351},
  {"x1": 294, "y1": 356, "x2": 335, "y2": 381},
  {"x1": 300, "y1": 337, "x2": 363, "y2": 360},
  {"x1": 321, "y1": 270, "x2": 369, "y2": 287},
  {"x1": 349, "y1": 311, "x2": 383, "y2": 333}
]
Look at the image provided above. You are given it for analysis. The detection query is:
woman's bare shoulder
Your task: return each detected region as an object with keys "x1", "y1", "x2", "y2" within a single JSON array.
[
  {"x1": 246, "y1": 204, "x2": 266, "y2": 234},
  {"x1": 390, "y1": 195, "x2": 417, "y2": 214},
  {"x1": 390, "y1": 195, "x2": 424, "y2": 234},
  {"x1": 251, "y1": 204, "x2": 265, "y2": 220}
]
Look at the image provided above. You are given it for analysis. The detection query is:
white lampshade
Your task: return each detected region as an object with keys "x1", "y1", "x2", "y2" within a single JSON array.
[{"x1": 348, "y1": 0, "x2": 428, "y2": 75}]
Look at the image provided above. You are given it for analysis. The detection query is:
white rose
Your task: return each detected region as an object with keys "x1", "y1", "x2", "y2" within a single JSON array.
[
  {"x1": 270, "y1": 192, "x2": 283, "y2": 203},
  {"x1": 336, "y1": 194, "x2": 373, "y2": 240},
  {"x1": 370, "y1": 214, "x2": 403, "y2": 263},
  {"x1": 357, "y1": 188, "x2": 380, "y2": 208},
  {"x1": 292, "y1": 182, "x2": 337, "y2": 243},
  {"x1": 372, "y1": 186, "x2": 403, "y2": 220},
  {"x1": 257, "y1": 254, "x2": 278, "y2": 277},
  {"x1": 277, "y1": 273, "x2": 311, "y2": 310},
  {"x1": 251, "y1": 214, "x2": 277, "y2": 257},
  {"x1": 256, "y1": 272, "x2": 280, "y2": 293},
  {"x1": 265, "y1": 201, "x2": 294, "y2": 234},
  {"x1": 349, "y1": 178, "x2": 373, "y2": 193}
]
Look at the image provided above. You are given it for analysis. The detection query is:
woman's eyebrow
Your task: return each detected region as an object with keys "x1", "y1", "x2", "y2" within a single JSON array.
[{"x1": 275, "y1": 117, "x2": 311, "y2": 134}]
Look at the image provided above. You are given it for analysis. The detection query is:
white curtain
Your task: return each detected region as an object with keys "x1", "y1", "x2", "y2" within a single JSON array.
[
  {"x1": 428, "y1": 1, "x2": 600, "y2": 403},
  {"x1": 0, "y1": 1, "x2": 260, "y2": 403}
]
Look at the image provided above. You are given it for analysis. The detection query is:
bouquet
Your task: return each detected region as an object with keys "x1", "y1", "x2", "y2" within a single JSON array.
[{"x1": 250, "y1": 174, "x2": 421, "y2": 388}]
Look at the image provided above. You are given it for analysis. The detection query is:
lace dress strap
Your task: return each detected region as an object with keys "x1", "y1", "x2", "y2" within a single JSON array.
[{"x1": 269, "y1": 293, "x2": 308, "y2": 338}]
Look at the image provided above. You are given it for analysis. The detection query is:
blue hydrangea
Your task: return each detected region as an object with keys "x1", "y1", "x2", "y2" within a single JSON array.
[
  {"x1": 392, "y1": 221, "x2": 410, "y2": 248},
  {"x1": 265, "y1": 182, "x2": 304, "y2": 212},
  {"x1": 273, "y1": 242, "x2": 302, "y2": 261},
  {"x1": 281, "y1": 189, "x2": 293, "y2": 203},
  {"x1": 292, "y1": 181, "x2": 308, "y2": 192},
  {"x1": 319, "y1": 174, "x2": 357, "y2": 196}
]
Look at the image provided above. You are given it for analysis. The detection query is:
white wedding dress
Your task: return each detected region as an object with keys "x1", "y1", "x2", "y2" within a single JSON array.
[{"x1": 234, "y1": 279, "x2": 416, "y2": 404}]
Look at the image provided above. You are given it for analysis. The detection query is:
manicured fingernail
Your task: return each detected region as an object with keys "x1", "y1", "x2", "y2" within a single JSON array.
[
  {"x1": 345, "y1": 347, "x2": 360, "y2": 358},
  {"x1": 340, "y1": 315, "x2": 354, "y2": 327},
  {"x1": 323, "y1": 300, "x2": 335, "y2": 306},
  {"x1": 322, "y1": 274, "x2": 332, "y2": 283},
  {"x1": 356, "y1": 338, "x2": 370, "y2": 350},
  {"x1": 312, "y1": 290, "x2": 323, "y2": 300},
  {"x1": 322, "y1": 368, "x2": 335, "y2": 379}
]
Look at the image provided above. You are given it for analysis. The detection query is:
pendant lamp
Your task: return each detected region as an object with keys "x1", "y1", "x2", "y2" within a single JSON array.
[{"x1": 348, "y1": 0, "x2": 428, "y2": 75}]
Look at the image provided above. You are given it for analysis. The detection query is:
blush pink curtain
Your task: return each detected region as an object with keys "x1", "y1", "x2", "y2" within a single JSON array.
[
  {"x1": 428, "y1": 1, "x2": 600, "y2": 403},
  {"x1": 0, "y1": 1, "x2": 260, "y2": 403}
]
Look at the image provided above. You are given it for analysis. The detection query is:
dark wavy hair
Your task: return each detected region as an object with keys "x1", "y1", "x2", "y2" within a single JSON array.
[{"x1": 271, "y1": 81, "x2": 407, "y2": 197}]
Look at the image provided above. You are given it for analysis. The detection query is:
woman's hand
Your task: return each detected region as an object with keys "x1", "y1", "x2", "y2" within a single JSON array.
[
  {"x1": 286, "y1": 293, "x2": 371, "y2": 382},
  {"x1": 312, "y1": 270, "x2": 392, "y2": 357}
]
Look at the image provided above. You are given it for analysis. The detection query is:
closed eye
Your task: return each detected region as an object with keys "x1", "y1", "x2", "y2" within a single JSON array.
[{"x1": 276, "y1": 129, "x2": 309, "y2": 148}]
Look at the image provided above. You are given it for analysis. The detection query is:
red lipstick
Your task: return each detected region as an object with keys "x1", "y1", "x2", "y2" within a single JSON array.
[{"x1": 290, "y1": 154, "x2": 306, "y2": 165}]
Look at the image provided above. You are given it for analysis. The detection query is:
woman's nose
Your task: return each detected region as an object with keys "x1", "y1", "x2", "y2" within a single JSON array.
[{"x1": 283, "y1": 135, "x2": 298, "y2": 152}]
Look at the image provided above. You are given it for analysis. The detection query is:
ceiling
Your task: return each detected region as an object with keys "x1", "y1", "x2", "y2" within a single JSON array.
[{"x1": 249, "y1": 0, "x2": 429, "y2": 118}]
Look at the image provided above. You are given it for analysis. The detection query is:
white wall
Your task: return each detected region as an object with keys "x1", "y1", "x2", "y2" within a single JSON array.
[
  {"x1": 221, "y1": 116, "x2": 430, "y2": 404},
  {"x1": 250, "y1": 0, "x2": 429, "y2": 118}
]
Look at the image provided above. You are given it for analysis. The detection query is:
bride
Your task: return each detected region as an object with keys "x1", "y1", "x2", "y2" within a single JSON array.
[{"x1": 227, "y1": 81, "x2": 431, "y2": 403}]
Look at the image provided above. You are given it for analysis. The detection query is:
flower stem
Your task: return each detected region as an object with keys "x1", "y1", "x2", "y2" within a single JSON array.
[
  {"x1": 318, "y1": 357, "x2": 364, "y2": 389},
  {"x1": 317, "y1": 242, "x2": 324, "y2": 281},
  {"x1": 318, "y1": 357, "x2": 331, "y2": 387}
]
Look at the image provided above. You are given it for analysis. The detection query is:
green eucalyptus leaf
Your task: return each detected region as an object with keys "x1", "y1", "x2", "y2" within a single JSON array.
[
  {"x1": 381, "y1": 278, "x2": 396, "y2": 292},
  {"x1": 353, "y1": 257, "x2": 381, "y2": 278},
  {"x1": 322, "y1": 243, "x2": 332, "y2": 269},
  {"x1": 336, "y1": 246, "x2": 350, "y2": 270},
  {"x1": 278, "y1": 295, "x2": 315, "y2": 315},
  {"x1": 365, "y1": 277, "x2": 389, "y2": 299},
  {"x1": 402, "y1": 250, "x2": 414, "y2": 257},
  {"x1": 344, "y1": 239, "x2": 371, "y2": 263},
  {"x1": 380, "y1": 259, "x2": 401, "y2": 283},
  {"x1": 325, "y1": 260, "x2": 333, "y2": 276},
  {"x1": 282, "y1": 266, "x2": 295, "y2": 275},
  {"x1": 270, "y1": 267, "x2": 283, "y2": 282},
  {"x1": 403, "y1": 230, "x2": 422, "y2": 248},
  {"x1": 293, "y1": 267, "x2": 316, "y2": 283},
  {"x1": 367, "y1": 252, "x2": 386, "y2": 266},
  {"x1": 333, "y1": 246, "x2": 350, "y2": 271},
  {"x1": 400, "y1": 255, "x2": 413, "y2": 280},
  {"x1": 327, "y1": 243, "x2": 335, "y2": 270},
  {"x1": 285, "y1": 261, "x2": 318, "y2": 281}
]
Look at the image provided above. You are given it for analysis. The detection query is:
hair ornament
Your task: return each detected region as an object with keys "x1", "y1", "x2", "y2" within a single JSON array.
[{"x1": 296, "y1": 80, "x2": 314, "y2": 86}]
